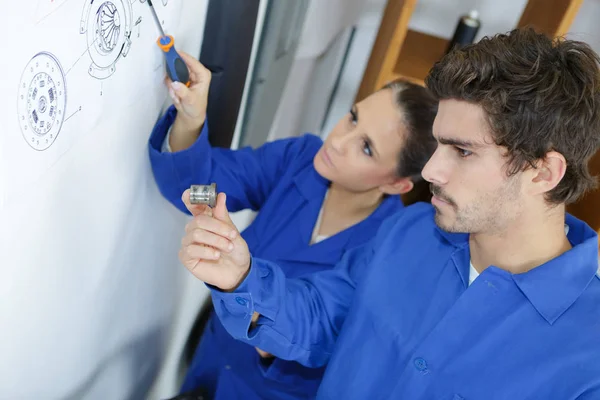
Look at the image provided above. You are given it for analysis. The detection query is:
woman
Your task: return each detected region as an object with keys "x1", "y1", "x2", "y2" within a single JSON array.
[{"x1": 148, "y1": 52, "x2": 438, "y2": 400}]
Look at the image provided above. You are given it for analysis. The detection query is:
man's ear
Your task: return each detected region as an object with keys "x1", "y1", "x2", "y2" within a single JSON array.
[
  {"x1": 527, "y1": 151, "x2": 567, "y2": 196},
  {"x1": 380, "y1": 176, "x2": 414, "y2": 195}
]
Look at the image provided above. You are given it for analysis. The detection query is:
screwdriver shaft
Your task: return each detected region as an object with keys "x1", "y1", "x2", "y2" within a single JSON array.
[{"x1": 147, "y1": 0, "x2": 166, "y2": 37}]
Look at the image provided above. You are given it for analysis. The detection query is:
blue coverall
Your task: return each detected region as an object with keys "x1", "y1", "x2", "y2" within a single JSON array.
[
  {"x1": 211, "y1": 202, "x2": 600, "y2": 399},
  {"x1": 148, "y1": 106, "x2": 405, "y2": 399}
]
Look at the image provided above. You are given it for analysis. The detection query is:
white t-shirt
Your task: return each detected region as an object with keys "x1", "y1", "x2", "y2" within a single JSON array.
[
  {"x1": 469, "y1": 261, "x2": 479, "y2": 286},
  {"x1": 311, "y1": 190, "x2": 329, "y2": 244},
  {"x1": 468, "y1": 224, "x2": 572, "y2": 286}
]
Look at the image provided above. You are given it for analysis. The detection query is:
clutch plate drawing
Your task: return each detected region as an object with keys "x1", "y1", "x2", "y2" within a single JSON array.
[
  {"x1": 17, "y1": 52, "x2": 67, "y2": 151},
  {"x1": 80, "y1": 0, "x2": 133, "y2": 79}
]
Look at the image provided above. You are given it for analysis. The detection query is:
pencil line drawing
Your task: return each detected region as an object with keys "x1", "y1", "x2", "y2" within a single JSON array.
[
  {"x1": 17, "y1": 52, "x2": 68, "y2": 151},
  {"x1": 34, "y1": 0, "x2": 71, "y2": 25},
  {"x1": 139, "y1": 0, "x2": 169, "y2": 6},
  {"x1": 80, "y1": 0, "x2": 133, "y2": 79}
]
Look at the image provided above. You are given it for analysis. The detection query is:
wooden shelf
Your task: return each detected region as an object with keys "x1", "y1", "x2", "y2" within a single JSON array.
[
  {"x1": 356, "y1": 0, "x2": 584, "y2": 101},
  {"x1": 568, "y1": 152, "x2": 600, "y2": 233},
  {"x1": 393, "y1": 30, "x2": 448, "y2": 86},
  {"x1": 517, "y1": 0, "x2": 584, "y2": 37}
]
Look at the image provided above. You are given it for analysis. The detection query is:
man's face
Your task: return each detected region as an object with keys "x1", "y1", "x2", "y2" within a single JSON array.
[{"x1": 422, "y1": 99, "x2": 524, "y2": 234}]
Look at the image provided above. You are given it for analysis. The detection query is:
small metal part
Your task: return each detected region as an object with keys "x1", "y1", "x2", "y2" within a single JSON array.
[{"x1": 190, "y1": 183, "x2": 217, "y2": 207}]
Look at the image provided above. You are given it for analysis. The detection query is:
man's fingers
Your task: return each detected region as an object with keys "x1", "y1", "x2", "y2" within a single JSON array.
[
  {"x1": 182, "y1": 228, "x2": 234, "y2": 253},
  {"x1": 213, "y1": 194, "x2": 247, "y2": 250},
  {"x1": 181, "y1": 258, "x2": 237, "y2": 289},
  {"x1": 183, "y1": 243, "x2": 222, "y2": 261},
  {"x1": 182, "y1": 189, "x2": 212, "y2": 217},
  {"x1": 185, "y1": 214, "x2": 237, "y2": 240},
  {"x1": 213, "y1": 193, "x2": 234, "y2": 226}
]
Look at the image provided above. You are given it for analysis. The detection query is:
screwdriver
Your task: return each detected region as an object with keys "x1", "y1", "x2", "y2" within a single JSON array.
[{"x1": 147, "y1": 0, "x2": 191, "y2": 86}]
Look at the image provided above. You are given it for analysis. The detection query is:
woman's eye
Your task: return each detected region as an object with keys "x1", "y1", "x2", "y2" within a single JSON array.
[
  {"x1": 362, "y1": 140, "x2": 373, "y2": 157},
  {"x1": 349, "y1": 109, "x2": 358, "y2": 126},
  {"x1": 455, "y1": 147, "x2": 473, "y2": 158}
]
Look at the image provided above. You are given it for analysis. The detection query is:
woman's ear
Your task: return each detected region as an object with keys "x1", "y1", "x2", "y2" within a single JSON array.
[{"x1": 380, "y1": 177, "x2": 414, "y2": 195}]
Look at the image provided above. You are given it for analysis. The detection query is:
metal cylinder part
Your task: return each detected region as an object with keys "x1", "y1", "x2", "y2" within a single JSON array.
[{"x1": 189, "y1": 183, "x2": 217, "y2": 207}]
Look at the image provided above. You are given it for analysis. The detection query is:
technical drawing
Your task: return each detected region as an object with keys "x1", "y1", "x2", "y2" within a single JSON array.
[
  {"x1": 17, "y1": 52, "x2": 67, "y2": 151},
  {"x1": 80, "y1": 0, "x2": 133, "y2": 79},
  {"x1": 138, "y1": 0, "x2": 169, "y2": 5},
  {"x1": 34, "y1": 0, "x2": 70, "y2": 24}
]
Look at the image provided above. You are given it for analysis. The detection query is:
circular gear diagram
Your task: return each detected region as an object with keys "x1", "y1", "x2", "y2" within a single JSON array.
[
  {"x1": 17, "y1": 52, "x2": 67, "y2": 151},
  {"x1": 95, "y1": 2, "x2": 122, "y2": 54},
  {"x1": 80, "y1": 0, "x2": 132, "y2": 79}
]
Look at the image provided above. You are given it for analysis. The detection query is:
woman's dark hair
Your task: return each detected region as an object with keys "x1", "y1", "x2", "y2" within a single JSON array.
[{"x1": 382, "y1": 79, "x2": 438, "y2": 204}]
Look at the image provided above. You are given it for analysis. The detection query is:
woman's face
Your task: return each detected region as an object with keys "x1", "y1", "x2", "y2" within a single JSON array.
[{"x1": 314, "y1": 89, "x2": 408, "y2": 193}]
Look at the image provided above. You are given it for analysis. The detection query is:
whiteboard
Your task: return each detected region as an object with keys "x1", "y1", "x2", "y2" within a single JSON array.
[{"x1": 0, "y1": 0, "x2": 208, "y2": 398}]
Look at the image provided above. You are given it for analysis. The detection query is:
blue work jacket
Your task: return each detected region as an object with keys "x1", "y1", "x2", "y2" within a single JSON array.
[
  {"x1": 212, "y1": 203, "x2": 600, "y2": 399},
  {"x1": 148, "y1": 106, "x2": 405, "y2": 399}
]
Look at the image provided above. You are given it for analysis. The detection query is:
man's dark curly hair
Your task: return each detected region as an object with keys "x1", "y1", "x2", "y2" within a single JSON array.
[{"x1": 425, "y1": 28, "x2": 600, "y2": 204}]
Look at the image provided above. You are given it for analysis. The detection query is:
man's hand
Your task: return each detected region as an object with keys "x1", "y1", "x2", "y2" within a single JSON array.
[{"x1": 179, "y1": 190, "x2": 251, "y2": 291}]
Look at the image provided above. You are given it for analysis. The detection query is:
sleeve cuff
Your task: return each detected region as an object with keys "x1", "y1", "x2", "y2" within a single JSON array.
[
  {"x1": 209, "y1": 257, "x2": 279, "y2": 340},
  {"x1": 149, "y1": 105, "x2": 210, "y2": 155},
  {"x1": 148, "y1": 105, "x2": 178, "y2": 152}
]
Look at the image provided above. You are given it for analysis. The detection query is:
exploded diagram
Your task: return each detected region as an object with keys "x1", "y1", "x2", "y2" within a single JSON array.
[
  {"x1": 17, "y1": 52, "x2": 67, "y2": 151},
  {"x1": 17, "y1": 0, "x2": 169, "y2": 151},
  {"x1": 80, "y1": 0, "x2": 133, "y2": 79}
]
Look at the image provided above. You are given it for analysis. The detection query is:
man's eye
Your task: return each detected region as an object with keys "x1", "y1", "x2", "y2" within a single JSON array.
[{"x1": 455, "y1": 147, "x2": 473, "y2": 158}]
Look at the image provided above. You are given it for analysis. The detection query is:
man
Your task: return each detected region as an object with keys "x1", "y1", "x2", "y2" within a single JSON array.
[{"x1": 178, "y1": 28, "x2": 600, "y2": 399}]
